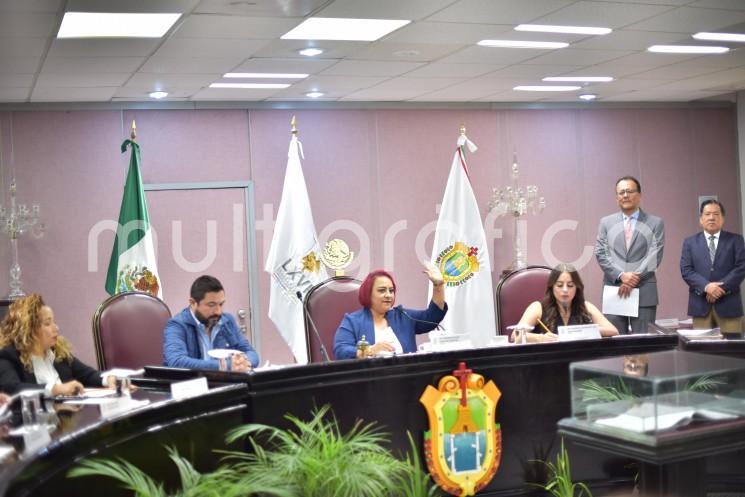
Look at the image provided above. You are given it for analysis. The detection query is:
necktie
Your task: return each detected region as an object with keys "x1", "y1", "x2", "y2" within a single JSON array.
[
  {"x1": 624, "y1": 217, "x2": 633, "y2": 249},
  {"x1": 708, "y1": 235, "x2": 716, "y2": 263}
]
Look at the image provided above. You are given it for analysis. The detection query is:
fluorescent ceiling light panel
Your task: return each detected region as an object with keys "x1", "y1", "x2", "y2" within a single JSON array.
[
  {"x1": 648, "y1": 45, "x2": 729, "y2": 54},
  {"x1": 543, "y1": 76, "x2": 613, "y2": 82},
  {"x1": 281, "y1": 17, "x2": 410, "y2": 41},
  {"x1": 693, "y1": 32, "x2": 745, "y2": 42},
  {"x1": 513, "y1": 85, "x2": 581, "y2": 91},
  {"x1": 478, "y1": 40, "x2": 568, "y2": 49},
  {"x1": 515, "y1": 24, "x2": 611, "y2": 35},
  {"x1": 57, "y1": 12, "x2": 181, "y2": 38},
  {"x1": 224, "y1": 73, "x2": 308, "y2": 79},
  {"x1": 210, "y1": 83, "x2": 290, "y2": 89}
]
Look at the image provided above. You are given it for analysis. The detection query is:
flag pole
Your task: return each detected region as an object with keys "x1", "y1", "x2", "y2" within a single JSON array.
[
  {"x1": 131, "y1": 120, "x2": 137, "y2": 141},
  {"x1": 460, "y1": 122, "x2": 466, "y2": 136},
  {"x1": 291, "y1": 115, "x2": 298, "y2": 135}
]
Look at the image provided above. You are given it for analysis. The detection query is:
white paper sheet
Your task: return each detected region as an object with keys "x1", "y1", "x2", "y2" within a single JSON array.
[
  {"x1": 595, "y1": 402, "x2": 695, "y2": 432},
  {"x1": 557, "y1": 324, "x2": 601, "y2": 341},
  {"x1": 82, "y1": 388, "x2": 117, "y2": 398},
  {"x1": 602, "y1": 285, "x2": 639, "y2": 317}
]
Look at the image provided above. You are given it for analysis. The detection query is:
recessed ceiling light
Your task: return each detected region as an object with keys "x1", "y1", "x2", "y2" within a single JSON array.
[
  {"x1": 281, "y1": 17, "x2": 410, "y2": 41},
  {"x1": 543, "y1": 76, "x2": 613, "y2": 82},
  {"x1": 693, "y1": 32, "x2": 745, "y2": 42},
  {"x1": 57, "y1": 12, "x2": 181, "y2": 38},
  {"x1": 306, "y1": 91, "x2": 324, "y2": 98},
  {"x1": 393, "y1": 49, "x2": 421, "y2": 57},
  {"x1": 224, "y1": 72, "x2": 308, "y2": 79},
  {"x1": 478, "y1": 40, "x2": 568, "y2": 49},
  {"x1": 515, "y1": 24, "x2": 612, "y2": 35},
  {"x1": 148, "y1": 91, "x2": 168, "y2": 99},
  {"x1": 513, "y1": 85, "x2": 581, "y2": 91},
  {"x1": 648, "y1": 45, "x2": 729, "y2": 54},
  {"x1": 210, "y1": 83, "x2": 290, "y2": 89},
  {"x1": 579, "y1": 93, "x2": 598, "y2": 101},
  {"x1": 299, "y1": 48, "x2": 324, "y2": 57}
]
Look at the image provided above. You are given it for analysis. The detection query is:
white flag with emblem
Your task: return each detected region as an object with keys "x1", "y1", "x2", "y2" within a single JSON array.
[
  {"x1": 430, "y1": 133, "x2": 496, "y2": 347},
  {"x1": 265, "y1": 134, "x2": 327, "y2": 364}
]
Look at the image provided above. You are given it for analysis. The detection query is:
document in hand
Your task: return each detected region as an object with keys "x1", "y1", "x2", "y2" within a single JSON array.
[{"x1": 602, "y1": 285, "x2": 639, "y2": 317}]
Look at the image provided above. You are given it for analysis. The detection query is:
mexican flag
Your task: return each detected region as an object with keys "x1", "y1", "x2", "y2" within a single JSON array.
[
  {"x1": 105, "y1": 139, "x2": 162, "y2": 298},
  {"x1": 430, "y1": 133, "x2": 496, "y2": 347}
]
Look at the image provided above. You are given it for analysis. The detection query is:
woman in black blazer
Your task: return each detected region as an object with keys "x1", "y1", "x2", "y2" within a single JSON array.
[{"x1": 0, "y1": 294, "x2": 114, "y2": 395}]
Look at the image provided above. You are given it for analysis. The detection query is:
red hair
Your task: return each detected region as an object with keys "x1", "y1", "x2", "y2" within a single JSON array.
[{"x1": 358, "y1": 269, "x2": 397, "y2": 308}]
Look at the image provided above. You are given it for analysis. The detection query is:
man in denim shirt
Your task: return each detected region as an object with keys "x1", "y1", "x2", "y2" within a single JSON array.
[{"x1": 163, "y1": 275, "x2": 259, "y2": 371}]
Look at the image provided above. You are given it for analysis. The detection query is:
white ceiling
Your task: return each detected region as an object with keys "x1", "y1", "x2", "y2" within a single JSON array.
[{"x1": 4, "y1": 0, "x2": 745, "y2": 104}]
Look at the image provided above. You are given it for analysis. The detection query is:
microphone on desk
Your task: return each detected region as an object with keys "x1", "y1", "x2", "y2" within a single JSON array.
[
  {"x1": 297, "y1": 291, "x2": 331, "y2": 362},
  {"x1": 394, "y1": 305, "x2": 446, "y2": 332}
]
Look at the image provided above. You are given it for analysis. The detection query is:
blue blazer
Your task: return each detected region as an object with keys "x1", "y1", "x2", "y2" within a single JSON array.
[
  {"x1": 680, "y1": 230, "x2": 745, "y2": 318},
  {"x1": 163, "y1": 308, "x2": 259, "y2": 370},
  {"x1": 333, "y1": 301, "x2": 448, "y2": 360}
]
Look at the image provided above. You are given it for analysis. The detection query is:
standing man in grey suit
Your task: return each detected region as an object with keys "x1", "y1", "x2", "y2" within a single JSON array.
[
  {"x1": 680, "y1": 200, "x2": 745, "y2": 336},
  {"x1": 595, "y1": 176, "x2": 665, "y2": 333}
]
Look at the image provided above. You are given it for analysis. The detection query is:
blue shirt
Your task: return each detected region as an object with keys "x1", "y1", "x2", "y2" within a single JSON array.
[
  {"x1": 163, "y1": 307, "x2": 259, "y2": 370},
  {"x1": 191, "y1": 310, "x2": 226, "y2": 360}
]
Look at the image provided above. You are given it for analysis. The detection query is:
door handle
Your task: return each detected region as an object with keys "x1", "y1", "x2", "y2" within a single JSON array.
[{"x1": 237, "y1": 309, "x2": 248, "y2": 333}]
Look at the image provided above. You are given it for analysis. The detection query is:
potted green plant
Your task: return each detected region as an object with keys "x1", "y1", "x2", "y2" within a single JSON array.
[
  {"x1": 69, "y1": 405, "x2": 440, "y2": 497},
  {"x1": 531, "y1": 438, "x2": 592, "y2": 497}
]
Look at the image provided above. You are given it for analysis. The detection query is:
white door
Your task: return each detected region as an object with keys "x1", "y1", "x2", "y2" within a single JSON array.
[{"x1": 144, "y1": 181, "x2": 261, "y2": 351}]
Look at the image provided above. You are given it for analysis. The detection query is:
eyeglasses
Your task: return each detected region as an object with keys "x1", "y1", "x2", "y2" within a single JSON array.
[{"x1": 616, "y1": 188, "x2": 638, "y2": 197}]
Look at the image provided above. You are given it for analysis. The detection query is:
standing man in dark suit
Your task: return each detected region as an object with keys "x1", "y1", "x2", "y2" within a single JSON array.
[
  {"x1": 680, "y1": 200, "x2": 745, "y2": 336},
  {"x1": 595, "y1": 176, "x2": 665, "y2": 334}
]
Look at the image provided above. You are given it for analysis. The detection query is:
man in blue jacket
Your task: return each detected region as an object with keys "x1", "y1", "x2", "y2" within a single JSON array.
[
  {"x1": 163, "y1": 275, "x2": 259, "y2": 370},
  {"x1": 681, "y1": 200, "x2": 745, "y2": 336}
]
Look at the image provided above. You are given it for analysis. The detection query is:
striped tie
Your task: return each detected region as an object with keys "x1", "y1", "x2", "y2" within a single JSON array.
[{"x1": 708, "y1": 235, "x2": 716, "y2": 263}]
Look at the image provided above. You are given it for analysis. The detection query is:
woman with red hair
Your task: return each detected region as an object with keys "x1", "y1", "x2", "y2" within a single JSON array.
[{"x1": 333, "y1": 262, "x2": 447, "y2": 359}]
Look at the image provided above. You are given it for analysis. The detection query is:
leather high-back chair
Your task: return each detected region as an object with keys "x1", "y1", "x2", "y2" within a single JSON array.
[
  {"x1": 92, "y1": 291, "x2": 172, "y2": 370},
  {"x1": 495, "y1": 265, "x2": 552, "y2": 335},
  {"x1": 304, "y1": 276, "x2": 362, "y2": 363}
]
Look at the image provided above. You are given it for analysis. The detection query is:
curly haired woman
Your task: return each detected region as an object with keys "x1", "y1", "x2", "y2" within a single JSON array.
[{"x1": 0, "y1": 294, "x2": 114, "y2": 395}]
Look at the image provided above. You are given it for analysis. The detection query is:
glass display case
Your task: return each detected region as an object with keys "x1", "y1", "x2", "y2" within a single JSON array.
[{"x1": 566, "y1": 350, "x2": 745, "y2": 445}]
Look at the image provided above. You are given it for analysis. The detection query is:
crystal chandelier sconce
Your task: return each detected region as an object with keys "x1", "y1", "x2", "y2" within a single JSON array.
[
  {"x1": 488, "y1": 154, "x2": 545, "y2": 271},
  {"x1": 0, "y1": 180, "x2": 45, "y2": 299}
]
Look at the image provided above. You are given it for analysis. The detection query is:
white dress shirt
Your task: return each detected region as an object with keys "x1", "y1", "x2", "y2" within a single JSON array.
[
  {"x1": 30, "y1": 350, "x2": 61, "y2": 396},
  {"x1": 704, "y1": 230, "x2": 720, "y2": 252}
]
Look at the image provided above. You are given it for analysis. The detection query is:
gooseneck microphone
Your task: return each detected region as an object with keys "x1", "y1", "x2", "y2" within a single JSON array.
[
  {"x1": 394, "y1": 305, "x2": 446, "y2": 332},
  {"x1": 298, "y1": 291, "x2": 331, "y2": 362}
]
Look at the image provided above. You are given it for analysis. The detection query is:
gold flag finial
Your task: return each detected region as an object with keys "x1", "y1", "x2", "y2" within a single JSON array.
[
  {"x1": 130, "y1": 120, "x2": 137, "y2": 141},
  {"x1": 291, "y1": 115, "x2": 298, "y2": 135},
  {"x1": 459, "y1": 122, "x2": 466, "y2": 136}
]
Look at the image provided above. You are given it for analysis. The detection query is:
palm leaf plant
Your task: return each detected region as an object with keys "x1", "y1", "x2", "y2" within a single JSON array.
[
  {"x1": 68, "y1": 405, "x2": 439, "y2": 497},
  {"x1": 67, "y1": 446, "x2": 291, "y2": 497},
  {"x1": 392, "y1": 432, "x2": 442, "y2": 497},
  {"x1": 222, "y1": 404, "x2": 404, "y2": 497},
  {"x1": 578, "y1": 378, "x2": 635, "y2": 403},
  {"x1": 686, "y1": 374, "x2": 725, "y2": 393},
  {"x1": 531, "y1": 438, "x2": 592, "y2": 497}
]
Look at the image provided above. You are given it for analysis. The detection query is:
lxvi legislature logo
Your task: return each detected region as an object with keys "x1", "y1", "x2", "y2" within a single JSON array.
[{"x1": 420, "y1": 362, "x2": 502, "y2": 496}]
